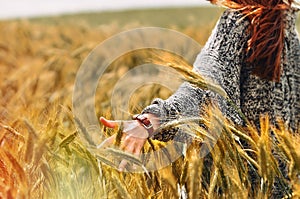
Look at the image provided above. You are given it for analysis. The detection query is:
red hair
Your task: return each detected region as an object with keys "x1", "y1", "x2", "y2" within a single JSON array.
[{"x1": 208, "y1": 0, "x2": 294, "y2": 81}]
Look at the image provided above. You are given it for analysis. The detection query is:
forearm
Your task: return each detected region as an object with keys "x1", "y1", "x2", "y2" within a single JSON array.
[
  {"x1": 141, "y1": 82, "x2": 209, "y2": 141},
  {"x1": 143, "y1": 82, "x2": 208, "y2": 118}
]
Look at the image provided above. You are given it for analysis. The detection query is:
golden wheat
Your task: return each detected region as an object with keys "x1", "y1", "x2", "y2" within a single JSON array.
[{"x1": 0, "y1": 10, "x2": 299, "y2": 199}]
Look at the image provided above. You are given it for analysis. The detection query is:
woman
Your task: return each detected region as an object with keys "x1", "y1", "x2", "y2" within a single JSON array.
[{"x1": 100, "y1": 0, "x2": 299, "y2": 196}]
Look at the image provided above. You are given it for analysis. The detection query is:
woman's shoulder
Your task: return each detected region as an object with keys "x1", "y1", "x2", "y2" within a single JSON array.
[
  {"x1": 221, "y1": 9, "x2": 244, "y2": 19},
  {"x1": 219, "y1": 9, "x2": 249, "y2": 26},
  {"x1": 213, "y1": 9, "x2": 250, "y2": 37}
]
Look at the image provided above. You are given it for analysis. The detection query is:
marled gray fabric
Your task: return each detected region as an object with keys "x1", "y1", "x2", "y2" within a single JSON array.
[{"x1": 143, "y1": 9, "x2": 300, "y2": 141}]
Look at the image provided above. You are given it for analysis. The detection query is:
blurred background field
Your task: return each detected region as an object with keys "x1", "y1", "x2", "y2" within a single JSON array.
[{"x1": 0, "y1": 6, "x2": 300, "y2": 199}]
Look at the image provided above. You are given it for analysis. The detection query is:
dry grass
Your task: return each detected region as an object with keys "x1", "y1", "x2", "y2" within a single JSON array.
[{"x1": 0, "y1": 8, "x2": 299, "y2": 199}]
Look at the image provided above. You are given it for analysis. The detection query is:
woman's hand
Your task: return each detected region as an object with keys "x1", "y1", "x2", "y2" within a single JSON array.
[{"x1": 99, "y1": 114, "x2": 159, "y2": 171}]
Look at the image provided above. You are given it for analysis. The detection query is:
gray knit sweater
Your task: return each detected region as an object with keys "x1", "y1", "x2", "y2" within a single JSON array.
[{"x1": 143, "y1": 9, "x2": 300, "y2": 141}]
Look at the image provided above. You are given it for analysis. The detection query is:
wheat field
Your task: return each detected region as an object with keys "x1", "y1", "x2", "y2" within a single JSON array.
[{"x1": 0, "y1": 7, "x2": 299, "y2": 199}]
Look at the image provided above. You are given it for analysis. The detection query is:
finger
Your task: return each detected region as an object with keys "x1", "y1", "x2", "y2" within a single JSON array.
[
  {"x1": 100, "y1": 117, "x2": 117, "y2": 128},
  {"x1": 132, "y1": 150, "x2": 141, "y2": 171},
  {"x1": 120, "y1": 136, "x2": 135, "y2": 152},
  {"x1": 119, "y1": 139, "x2": 136, "y2": 171},
  {"x1": 118, "y1": 159, "x2": 128, "y2": 172},
  {"x1": 97, "y1": 134, "x2": 116, "y2": 149},
  {"x1": 120, "y1": 135, "x2": 132, "y2": 150},
  {"x1": 133, "y1": 145, "x2": 142, "y2": 157},
  {"x1": 121, "y1": 136, "x2": 145, "y2": 155},
  {"x1": 122, "y1": 142, "x2": 135, "y2": 153}
]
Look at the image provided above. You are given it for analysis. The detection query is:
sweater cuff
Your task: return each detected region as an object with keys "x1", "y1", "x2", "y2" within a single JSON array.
[
  {"x1": 142, "y1": 98, "x2": 179, "y2": 124},
  {"x1": 142, "y1": 98, "x2": 181, "y2": 141}
]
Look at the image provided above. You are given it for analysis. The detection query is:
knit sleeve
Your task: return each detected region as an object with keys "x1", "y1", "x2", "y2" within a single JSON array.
[{"x1": 142, "y1": 9, "x2": 250, "y2": 141}]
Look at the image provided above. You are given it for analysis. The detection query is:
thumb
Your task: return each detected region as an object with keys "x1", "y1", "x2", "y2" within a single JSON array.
[{"x1": 100, "y1": 117, "x2": 117, "y2": 128}]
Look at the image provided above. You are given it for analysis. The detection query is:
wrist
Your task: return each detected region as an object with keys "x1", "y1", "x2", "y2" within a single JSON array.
[
  {"x1": 143, "y1": 113, "x2": 160, "y2": 131},
  {"x1": 132, "y1": 113, "x2": 160, "y2": 137}
]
